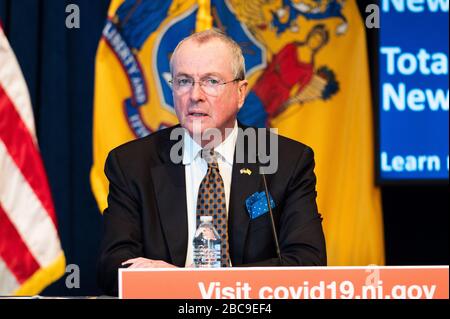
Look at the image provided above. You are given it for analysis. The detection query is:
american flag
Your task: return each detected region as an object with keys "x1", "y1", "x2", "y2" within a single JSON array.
[{"x1": 0, "y1": 25, "x2": 65, "y2": 295}]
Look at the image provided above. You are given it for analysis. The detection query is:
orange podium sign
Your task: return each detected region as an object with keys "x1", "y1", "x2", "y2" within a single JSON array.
[{"x1": 119, "y1": 266, "x2": 448, "y2": 299}]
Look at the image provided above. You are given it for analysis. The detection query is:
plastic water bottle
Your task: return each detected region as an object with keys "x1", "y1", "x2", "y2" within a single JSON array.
[{"x1": 193, "y1": 216, "x2": 221, "y2": 268}]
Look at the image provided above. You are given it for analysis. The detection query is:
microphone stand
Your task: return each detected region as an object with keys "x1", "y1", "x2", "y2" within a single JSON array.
[{"x1": 259, "y1": 161, "x2": 283, "y2": 266}]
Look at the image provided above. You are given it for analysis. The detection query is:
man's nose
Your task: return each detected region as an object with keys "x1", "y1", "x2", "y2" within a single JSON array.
[{"x1": 189, "y1": 82, "x2": 206, "y2": 102}]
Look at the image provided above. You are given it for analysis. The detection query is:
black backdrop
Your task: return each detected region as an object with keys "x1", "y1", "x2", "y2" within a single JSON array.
[{"x1": 0, "y1": 0, "x2": 447, "y2": 296}]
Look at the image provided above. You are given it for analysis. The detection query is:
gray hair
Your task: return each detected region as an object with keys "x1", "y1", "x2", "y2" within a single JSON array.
[{"x1": 169, "y1": 28, "x2": 246, "y2": 80}]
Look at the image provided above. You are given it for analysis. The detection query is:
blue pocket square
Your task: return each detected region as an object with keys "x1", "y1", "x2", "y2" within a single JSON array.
[{"x1": 245, "y1": 192, "x2": 276, "y2": 219}]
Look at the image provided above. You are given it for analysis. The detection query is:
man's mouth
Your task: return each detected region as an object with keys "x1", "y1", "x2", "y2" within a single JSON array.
[{"x1": 188, "y1": 112, "x2": 208, "y2": 117}]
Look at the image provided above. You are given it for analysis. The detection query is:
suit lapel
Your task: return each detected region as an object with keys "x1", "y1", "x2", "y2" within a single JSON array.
[
  {"x1": 228, "y1": 125, "x2": 262, "y2": 265},
  {"x1": 151, "y1": 132, "x2": 188, "y2": 267}
]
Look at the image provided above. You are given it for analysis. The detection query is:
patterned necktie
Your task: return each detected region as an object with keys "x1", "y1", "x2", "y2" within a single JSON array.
[{"x1": 196, "y1": 149, "x2": 230, "y2": 267}]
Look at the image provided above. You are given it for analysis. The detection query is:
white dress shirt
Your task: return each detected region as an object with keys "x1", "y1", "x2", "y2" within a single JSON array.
[{"x1": 183, "y1": 122, "x2": 238, "y2": 267}]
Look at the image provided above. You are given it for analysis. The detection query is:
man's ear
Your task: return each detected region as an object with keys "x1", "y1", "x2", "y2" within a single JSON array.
[{"x1": 237, "y1": 80, "x2": 248, "y2": 110}]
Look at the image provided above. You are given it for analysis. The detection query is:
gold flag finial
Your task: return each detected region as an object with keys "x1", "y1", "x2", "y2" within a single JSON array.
[{"x1": 196, "y1": 0, "x2": 212, "y2": 32}]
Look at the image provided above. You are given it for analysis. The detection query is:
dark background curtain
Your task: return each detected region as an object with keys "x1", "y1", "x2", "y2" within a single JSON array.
[
  {"x1": 0, "y1": 0, "x2": 110, "y2": 296},
  {"x1": 0, "y1": 0, "x2": 447, "y2": 296}
]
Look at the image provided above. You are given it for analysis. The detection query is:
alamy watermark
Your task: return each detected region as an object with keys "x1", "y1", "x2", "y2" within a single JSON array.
[
  {"x1": 65, "y1": 4, "x2": 80, "y2": 29},
  {"x1": 65, "y1": 264, "x2": 80, "y2": 289},
  {"x1": 169, "y1": 121, "x2": 279, "y2": 174},
  {"x1": 365, "y1": 4, "x2": 380, "y2": 29},
  {"x1": 65, "y1": 3, "x2": 380, "y2": 30}
]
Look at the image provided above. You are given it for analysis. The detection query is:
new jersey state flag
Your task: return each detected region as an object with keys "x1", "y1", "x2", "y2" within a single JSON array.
[
  {"x1": 0, "y1": 25, "x2": 65, "y2": 295},
  {"x1": 91, "y1": 0, "x2": 385, "y2": 266}
]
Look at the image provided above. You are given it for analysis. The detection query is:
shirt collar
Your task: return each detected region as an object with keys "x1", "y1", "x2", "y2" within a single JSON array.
[
  {"x1": 215, "y1": 122, "x2": 238, "y2": 165},
  {"x1": 182, "y1": 121, "x2": 238, "y2": 165},
  {"x1": 182, "y1": 129, "x2": 203, "y2": 165}
]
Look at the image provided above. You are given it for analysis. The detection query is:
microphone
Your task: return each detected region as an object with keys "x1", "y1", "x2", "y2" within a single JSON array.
[{"x1": 257, "y1": 153, "x2": 283, "y2": 265}]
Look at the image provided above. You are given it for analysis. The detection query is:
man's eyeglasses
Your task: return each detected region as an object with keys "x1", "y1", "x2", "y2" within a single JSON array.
[{"x1": 169, "y1": 76, "x2": 242, "y2": 97}]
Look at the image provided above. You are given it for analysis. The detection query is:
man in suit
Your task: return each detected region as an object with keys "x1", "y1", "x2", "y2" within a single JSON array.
[{"x1": 97, "y1": 29, "x2": 326, "y2": 296}]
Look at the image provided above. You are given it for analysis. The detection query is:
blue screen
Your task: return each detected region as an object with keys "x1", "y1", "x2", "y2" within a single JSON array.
[{"x1": 379, "y1": 0, "x2": 449, "y2": 181}]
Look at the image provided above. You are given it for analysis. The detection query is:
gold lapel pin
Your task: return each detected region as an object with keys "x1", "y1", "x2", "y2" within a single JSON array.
[{"x1": 240, "y1": 168, "x2": 252, "y2": 175}]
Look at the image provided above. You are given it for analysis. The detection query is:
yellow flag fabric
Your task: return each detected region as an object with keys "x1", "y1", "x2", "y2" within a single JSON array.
[
  {"x1": 91, "y1": 0, "x2": 197, "y2": 211},
  {"x1": 269, "y1": 2, "x2": 385, "y2": 266},
  {"x1": 91, "y1": 0, "x2": 384, "y2": 266}
]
